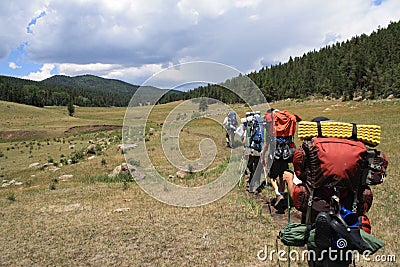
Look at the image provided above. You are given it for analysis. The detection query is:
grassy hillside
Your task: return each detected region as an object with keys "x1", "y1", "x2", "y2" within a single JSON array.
[{"x1": 0, "y1": 98, "x2": 398, "y2": 266}]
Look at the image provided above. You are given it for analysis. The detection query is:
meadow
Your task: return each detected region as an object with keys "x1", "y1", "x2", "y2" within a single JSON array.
[{"x1": 0, "y1": 98, "x2": 398, "y2": 266}]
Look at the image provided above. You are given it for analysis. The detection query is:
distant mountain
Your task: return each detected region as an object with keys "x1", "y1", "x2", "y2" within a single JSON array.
[
  {"x1": 43, "y1": 74, "x2": 139, "y2": 94},
  {"x1": 0, "y1": 74, "x2": 182, "y2": 107}
]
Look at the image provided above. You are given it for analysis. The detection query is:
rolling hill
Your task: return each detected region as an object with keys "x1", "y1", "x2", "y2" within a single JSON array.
[{"x1": 0, "y1": 74, "x2": 182, "y2": 107}]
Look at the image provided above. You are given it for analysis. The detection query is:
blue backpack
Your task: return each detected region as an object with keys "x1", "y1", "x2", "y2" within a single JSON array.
[{"x1": 247, "y1": 116, "x2": 264, "y2": 152}]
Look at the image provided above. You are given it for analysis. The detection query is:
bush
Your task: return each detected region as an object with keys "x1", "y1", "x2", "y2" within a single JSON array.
[
  {"x1": 60, "y1": 158, "x2": 68, "y2": 165},
  {"x1": 69, "y1": 149, "x2": 84, "y2": 164},
  {"x1": 49, "y1": 179, "x2": 58, "y2": 190},
  {"x1": 7, "y1": 193, "x2": 16, "y2": 201}
]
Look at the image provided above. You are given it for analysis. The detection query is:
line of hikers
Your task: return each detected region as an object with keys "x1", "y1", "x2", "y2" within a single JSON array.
[{"x1": 223, "y1": 109, "x2": 388, "y2": 267}]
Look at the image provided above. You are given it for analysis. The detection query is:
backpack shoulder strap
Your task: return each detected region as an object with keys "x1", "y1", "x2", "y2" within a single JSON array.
[{"x1": 305, "y1": 185, "x2": 314, "y2": 229}]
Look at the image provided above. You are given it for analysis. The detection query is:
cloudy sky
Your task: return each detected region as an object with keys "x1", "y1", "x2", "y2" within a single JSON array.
[{"x1": 0, "y1": 0, "x2": 399, "y2": 87}]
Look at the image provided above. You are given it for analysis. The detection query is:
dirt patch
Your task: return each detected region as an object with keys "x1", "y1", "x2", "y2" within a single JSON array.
[
  {"x1": 64, "y1": 125, "x2": 122, "y2": 134},
  {"x1": 0, "y1": 130, "x2": 48, "y2": 140}
]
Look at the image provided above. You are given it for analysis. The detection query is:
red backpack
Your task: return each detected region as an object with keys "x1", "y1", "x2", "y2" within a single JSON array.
[
  {"x1": 293, "y1": 137, "x2": 388, "y2": 223},
  {"x1": 266, "y1": 110, "x2": 301, "y2": 137}
]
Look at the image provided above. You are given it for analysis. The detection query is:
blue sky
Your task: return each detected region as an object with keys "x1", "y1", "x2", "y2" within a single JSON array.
[{"x1": 0, "y1": 0, "x2": 399, "y2": 86}]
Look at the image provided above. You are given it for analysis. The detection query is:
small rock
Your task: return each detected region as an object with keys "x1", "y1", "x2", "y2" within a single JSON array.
[
  {"x1": 29, "y1": 162, "x2": 41, "y2": 168},
  {"x1": 51, "y1": 167, "x2": 61, "y2": 172},
  {"x1": 176, "y1": 170, "x2": 187, "y2": 179},
  {"x1": 113, "y1": 208, "x2": 130, "y2": 213},
  {"x1": 87, "y1": 156, "x2": 96, "y2": 160},
  {"x1": 43, "y1": 162, "x2": 54, "y2": 167},
  {"x1": 69, "y1": 145, "x2": 75, "y2": 149},
  {"x1": 59, "y1": 174, "x2": 73, "y2": 180}
]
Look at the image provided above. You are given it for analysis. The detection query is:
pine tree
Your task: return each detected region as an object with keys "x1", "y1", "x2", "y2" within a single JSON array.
[{"x1": 67, "y1": 101, "x2": 75, "y2": 116}]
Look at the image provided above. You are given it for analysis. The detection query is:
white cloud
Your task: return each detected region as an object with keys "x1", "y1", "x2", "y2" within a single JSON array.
[
  {"x1": 0, "y1": 1, "x2": 45, "y2": 60},
  {"x1": 57, "y1": 62, "x2": 164, "y2": 85},
  {"x1": 9, "y1": 62, "x2": 21, "y2": 69},
  {"x1": 0, "y1": 0, "x2": 399, "y2": 85},
  {"x1": 22, "y1": 63, "x2": 55, "y2": 81}
]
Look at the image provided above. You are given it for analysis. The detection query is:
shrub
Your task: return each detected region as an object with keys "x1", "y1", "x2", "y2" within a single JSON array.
[
  {"x1": 60, "y1": 158, "x2": 68, "y2": 165},
  {"x1": 69, "y1": 149, "x2": 84, "y2": 164},
  {"x1": 7, "y1": 193, "x2": 16, "y2": 201},
  {"x1": 49, "y1": 179, "x2": 58, "y2": 190}
]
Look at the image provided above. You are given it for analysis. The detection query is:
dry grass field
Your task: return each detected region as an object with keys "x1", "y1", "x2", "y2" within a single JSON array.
[{"x1": 0, "y1": 98, "x2": 398, "y2": 266}]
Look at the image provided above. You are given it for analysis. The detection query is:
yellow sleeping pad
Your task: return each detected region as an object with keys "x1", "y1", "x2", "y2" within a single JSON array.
[{"x1": 297, "y1": 121, "x2": 380, "y2": 147}]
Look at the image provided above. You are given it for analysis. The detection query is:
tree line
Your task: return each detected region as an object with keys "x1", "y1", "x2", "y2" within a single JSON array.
[{"x1": 0, "y1": 75, "x2": 132, "y2": 107}]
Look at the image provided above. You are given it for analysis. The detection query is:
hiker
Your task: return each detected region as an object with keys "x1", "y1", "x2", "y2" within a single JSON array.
[
  {"x1": 280, "y1": 116, "x2": 387, "y2": 267},
  {"x1": 243, "y1": 112, "x2": 265, "y2": 194},
  {"x1": 223, "y1": 111, "x2": 238, "y2": 148},
  {"x1": 261, "y1": 108, "x2": 301, "y2": 211}
]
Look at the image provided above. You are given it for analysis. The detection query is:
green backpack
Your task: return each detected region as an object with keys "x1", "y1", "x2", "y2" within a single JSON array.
[{"x1": 278, "y1": 222, "x2": 310, "y2": 247}]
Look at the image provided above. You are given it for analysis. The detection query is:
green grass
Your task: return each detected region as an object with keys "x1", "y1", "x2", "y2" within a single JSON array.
[{"x1": 0, "y1": 98, "x2": 398, "y2": 266}]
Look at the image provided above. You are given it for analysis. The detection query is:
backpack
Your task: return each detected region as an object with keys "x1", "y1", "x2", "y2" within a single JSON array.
[
  {"x1": 265, "y1": 109, "x2": 300, "y2": 160},
  {"x1": 272, "y1": 110, "x2": 301, "y2": 137},
  {"x1": 227, "y1": 111, "x2": 238, "y2": 130},
  {"x1": 246, "y1": 116, "x2": 264, "y2": 152},
  {"x1": 289, "y1": 136, "x2": 388, "y2": 253},
  {"x1": 293, "y1": 136, "x2": 388, "y2": 222}
]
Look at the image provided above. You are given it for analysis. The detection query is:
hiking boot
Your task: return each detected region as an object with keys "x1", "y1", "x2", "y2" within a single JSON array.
[
  {"x1": 274, "y1": 195, "x2": 284, "y2": 207},
  {"x1": 315, "y1": 212, "x2": 332, "y2": 251}
]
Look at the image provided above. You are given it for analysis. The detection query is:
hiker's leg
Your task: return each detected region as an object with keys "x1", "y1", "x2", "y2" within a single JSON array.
[
  {"x1": 277, "y1": 159, "x2": 289, "y2": 193},
  {"x1": 252, "y1": 156, "x2": 263, "y2": 193},
  {"x1": 229, "y1": 129, "x2": 235, "y2": 148},
  {"x1": 277, "y1": 175, "x2": 285, "y2": 193},
  {"x1": 247, "y1": 155, "x2": 256, "y2": 192},
  {"x1": 270, "y1": 178, "x2": 279, "y2": 193},
  {"x1": 269, "y1": 159, "x2": 284, "y2": 204}
]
